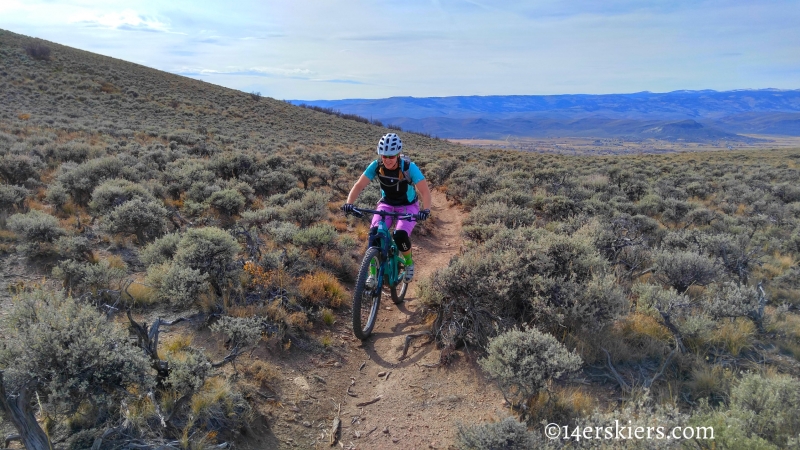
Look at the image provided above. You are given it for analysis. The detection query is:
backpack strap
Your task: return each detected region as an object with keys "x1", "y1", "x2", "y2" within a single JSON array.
[{"x1": 377, "y1": 155, "x2": 414, "y2": 184}]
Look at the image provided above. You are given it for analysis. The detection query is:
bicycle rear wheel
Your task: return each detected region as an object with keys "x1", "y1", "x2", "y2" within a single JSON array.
[
  {"x1": 353, "y1": 247, "x2": 382, "y2": 340},
  {"x1": 390, "y1": 261, "x2": 408, "y2": 304}
]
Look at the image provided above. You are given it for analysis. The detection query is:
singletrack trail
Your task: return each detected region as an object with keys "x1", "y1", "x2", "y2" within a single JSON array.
[{"x1": 275, "y1": 189, "x2": 507, "y2": 450}]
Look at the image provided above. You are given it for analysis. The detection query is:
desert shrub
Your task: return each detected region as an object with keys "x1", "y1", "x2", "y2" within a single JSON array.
[
  {"x1": 636, "y1": 193, "x2": 664, "y2": 216},
  {"x1": 533, "y1": 195, "x2": 579, "y2": 221},
  {"x1": 46, "y1": 141, "x2": 93, "y2": 164},
  {"x1": 654, "y1": 249, "x2": 719, "y2": 293},
  {"x1": 691, "y1": 372, "x2": 800, "y2": 448},
  {"x1": 54, "y1": 235, "x2": 92, "y2": 261},
  {"x1": 186, "y1": 180, "x2": 221, "y2": 203},
  {"x1": 685, "y1": 208, "x2": 717, "y2": 227},
  {"x1": 427, "y1": 158, "x2": 462, "y2": 186},
  {"x1": 290, "y1": 162, "x2": 316, "y2": 189},
  {"x1": 0, "y1": 288, "x2": 151, "y2": 424},
  {"x1": 24, "y1": 42, "x2": 51, "y2": 60},
  {"x1": 425, "y1": 225, "x2": 622, "y2": 348},
  {"x1": 464, "y1": 201, "x2": 537, "y2": 229},
  {"x1": 210, "y1": 151, "x2": 255, "y2": 180},
  {"x1": 0, "y1": 154, "x2": 43, "y2": 184},
  {"x1": 697, "y1": 233, "x2": 760, "y2": 285},
  {"x1": 101, "y1": 198, "x2": 168, "y2": 244},
  {"x1": 480, "y1": 326, "x2": 582, "y2": 405},
  {"x1": 574, "y1": 390, "x2": 689, "y2": 449},
  {"x1": 45, "y1": 182, "x2": 69, "y2": 208},
  {"x1": 139, "y1": 232, "x2": 181, "y2": 267},
  {"x1": 455, "y1": 417, "x2": 538, "y2": 450},
  {"x1": 251, "y1": 170, "x2": 298, "y2": 196},
  {"x1": 52, "y1": 258, "x2": 128, "y2": 293},
  {"x1": 56, "y1": 156, "x2": 129, "y2": 205},
  {"x1": 298, "y1": 270, "x2": 347, "y2": 308},
  {"x1": 292, "y1": 223, "x2": 338, "y2": 257},
  {"x1": 283, "y1": 190, "x2": 329, "y2": 227},
  {"x1": 209, "y1": 188, "x2": 246, "y2": 217},
  {"x1": 7, "y1": 209, "x2": 66, "y2": 255},
  {"x1": 210, "y1": 316, "x2": 263, "y2": 350},
  {"x1": 704, "y1": 282, "x2": 760, "y2": 320},
  {"x1": 447, "y1": 165, "x2": 499, "y2": 207},
  {"x1": 89, "y1": 178, "x2": 155, "y2": 214},
  {"x1": 238, "y1": 207, "x2": 284, "y2": 228},
  {"x1": 0, "y1": 184, "x2": 28, "y2": 211},
  {"x1": 174, "y1": 227, "x2": 240, "y2": 296},
  {"x1": 145, "y1": 262, "x2": 206, "y2": 308}
]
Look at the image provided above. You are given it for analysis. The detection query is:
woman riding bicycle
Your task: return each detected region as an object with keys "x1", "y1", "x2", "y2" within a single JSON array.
[{"x1": 342, "y1": 133, "x2": 431, "y2": 284}]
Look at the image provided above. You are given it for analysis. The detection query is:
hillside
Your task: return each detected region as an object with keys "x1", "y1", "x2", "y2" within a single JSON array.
[{"x1": 2, "y1": 28, "x2": 800, "y2": 450}]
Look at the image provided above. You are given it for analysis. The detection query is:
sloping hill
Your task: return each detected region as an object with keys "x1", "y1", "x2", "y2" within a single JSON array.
[{"x1": 0, "y1": 29, "x2": 457, "y2": 154}]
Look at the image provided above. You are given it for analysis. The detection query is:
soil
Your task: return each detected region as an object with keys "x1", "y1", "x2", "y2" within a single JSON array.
[{"x1": 243, "y1": 189, "x2": 508, "y2": 449}]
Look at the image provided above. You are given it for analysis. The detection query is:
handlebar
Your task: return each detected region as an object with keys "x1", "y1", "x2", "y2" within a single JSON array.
[{"x1": 346, "y1": 207, "x2": 420, "y2": 221}]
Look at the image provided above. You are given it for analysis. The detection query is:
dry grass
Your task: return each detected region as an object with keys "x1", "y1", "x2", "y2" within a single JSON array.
[
  {"x1": 298, "y1": 270, "x2": 348, "y2": 308},
  {"x1": 708, "y1": 318, "x2": 755, "y2": 356}
]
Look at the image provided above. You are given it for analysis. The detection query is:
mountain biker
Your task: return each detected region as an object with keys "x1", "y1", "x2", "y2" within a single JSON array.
[{"x1": 342, "y1": 133, "x2": 431, "y2": 284}]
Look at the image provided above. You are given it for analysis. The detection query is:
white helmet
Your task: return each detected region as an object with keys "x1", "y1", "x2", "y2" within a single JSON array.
[{"x1": 376, "y1": 133, "x2": 402, "y2": 156}]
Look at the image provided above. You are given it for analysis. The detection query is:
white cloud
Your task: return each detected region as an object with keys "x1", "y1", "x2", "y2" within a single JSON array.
[{"x1": 69, "y1": 9, "x2": 171, "y2": 33}]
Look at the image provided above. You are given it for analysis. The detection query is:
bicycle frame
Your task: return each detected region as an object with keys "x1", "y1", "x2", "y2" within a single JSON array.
[{"x1": 354, "y1": 207, "x2": 414, "y2": 288}]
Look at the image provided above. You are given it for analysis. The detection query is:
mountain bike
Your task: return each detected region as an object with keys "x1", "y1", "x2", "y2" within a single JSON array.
[{"x1": 345, "y1": 207, "x2": 422, "y2": 340}]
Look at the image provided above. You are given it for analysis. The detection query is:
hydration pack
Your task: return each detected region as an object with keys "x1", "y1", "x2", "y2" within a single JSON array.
[{"x1": 377, "y1": 154, "x2": 413, "y2": 184}]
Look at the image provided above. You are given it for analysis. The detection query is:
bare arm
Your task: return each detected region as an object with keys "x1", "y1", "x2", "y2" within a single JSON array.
[
  {"x1": 415, "y1": 179, "x2": 432, "y2": 211},
  {"x1": 346, "y1": 174, "x2": 372, "y2": 204}
]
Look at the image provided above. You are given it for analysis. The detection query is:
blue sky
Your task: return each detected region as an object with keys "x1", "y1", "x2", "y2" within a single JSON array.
[{"x1": 2, "y1": 0, "x2": 798, "y2": 100}]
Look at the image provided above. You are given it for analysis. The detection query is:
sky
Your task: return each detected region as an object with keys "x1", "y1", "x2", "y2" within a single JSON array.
[{"x1": 2, "y1": 0, "x2": 799, "y2": 100}]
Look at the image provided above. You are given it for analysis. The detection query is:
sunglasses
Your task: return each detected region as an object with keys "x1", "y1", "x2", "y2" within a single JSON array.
[{"x1": 381, "y1": 154, "x2": 398, "y2": 160}]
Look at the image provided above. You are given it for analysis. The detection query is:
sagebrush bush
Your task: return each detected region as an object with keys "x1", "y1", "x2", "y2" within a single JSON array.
[
  {"x1": 0, "y1": 288, "x2": 152, "y2": 419},
  {"x1": 174, "y1": 227, "x2": 240, "y2": 295},
  {"x1": 145, "y1": 262, "x2": 206, "y2": 308},
  {"x1": 0, "y1": 184, "x2": 27, "y2": 211},
  {"x1": 479, "y1": 326, "x2": 582, "y2": 405},
  {"x1": 7, "y1": 209, "x2": 66, "y2": 255},
  {"x1": 210, "y1": 315, "x2": 263, "y2": 349},
  {"x1": 139, "y1": 232, "x2": 182, "y2": 266},
  {"x1": 52, "y1": 258, "x2": 128, "y2": 293},
  {"x1": 292, "y1": 223, "x2": 338, "y2": 257},
  {"x1": 654, "y1": 249, "x2": 719, "y2": 293},
  {"x1": 101, "y1": 197, "x2": 168, "y2": 244},
  {"x1": 89, "y1": 178, "x2": 155, "y2": 213},
  {"x1": 208, "y1": 188, "x2": 246, "y2": 218},
  {"x1": 704, "y1": 281, "x2": 760, "y2": 320},
  {"x1": 455, "y1": 417, "x2": 539, "y2": 450},
  {"x1": 283, "y1": 190, "x2": 329, "y2": 227},
  {"x1": 0, "y1": 154, "x2": 43, "y2": 185}
]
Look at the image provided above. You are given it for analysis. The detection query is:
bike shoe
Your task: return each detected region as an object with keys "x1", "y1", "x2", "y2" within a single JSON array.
[{"x1": 404, "y1": 263, "x2": 415, "y2": 282}]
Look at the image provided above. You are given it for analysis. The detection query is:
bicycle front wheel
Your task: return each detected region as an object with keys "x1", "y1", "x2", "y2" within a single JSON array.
[{"x1": 353, "y1": 247, "x2": 382, "y2": 340}]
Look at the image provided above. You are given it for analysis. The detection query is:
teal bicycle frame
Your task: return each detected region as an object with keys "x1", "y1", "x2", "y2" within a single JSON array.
[{"x1": 347, "y1": 207, "x2": 419, "y2": 339}]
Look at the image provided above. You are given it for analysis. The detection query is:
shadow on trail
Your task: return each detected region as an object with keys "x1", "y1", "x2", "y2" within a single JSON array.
[{"x1": 357, "y1": 297, "x2": 437, "y2": 369}]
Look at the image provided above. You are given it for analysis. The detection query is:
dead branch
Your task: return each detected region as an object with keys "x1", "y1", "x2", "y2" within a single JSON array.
[
  {"x1": 601, "y1": 348, "x2": 631, "y2": 393},
  {"x1": 355, "y1": 397, "x2": 381, "y2": 407},
  {"x1": 399, "y1": 332, "x2": 432, "y2": 360}
]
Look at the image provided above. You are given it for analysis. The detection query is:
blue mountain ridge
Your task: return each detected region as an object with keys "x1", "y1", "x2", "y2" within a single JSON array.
[{"x1": 289, "y1": 90, "x2": 800, "y2": 140}]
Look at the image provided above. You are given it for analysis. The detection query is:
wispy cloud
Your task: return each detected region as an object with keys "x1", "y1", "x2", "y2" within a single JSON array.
[
  {"x1": 70, "y1": 9, "x2": 174, "y2": 33},
  {"x1": 173, "y1": 66, "x2": 315, "y2": 79}
]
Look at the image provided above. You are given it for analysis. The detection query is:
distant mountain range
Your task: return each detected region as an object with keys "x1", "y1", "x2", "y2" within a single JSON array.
[{"x1": 289, "y1": 90, "x2": 800, "y2": 141}]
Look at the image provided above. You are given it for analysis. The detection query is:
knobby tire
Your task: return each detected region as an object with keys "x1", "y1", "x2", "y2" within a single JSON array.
[{"x1": 353, "y1": 247, "x2": 382, "y2": 340}]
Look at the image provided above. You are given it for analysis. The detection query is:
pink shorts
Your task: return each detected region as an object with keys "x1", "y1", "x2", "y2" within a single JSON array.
[{"x1": 370, "y1": 201, "x2": 419, "y2": 235}]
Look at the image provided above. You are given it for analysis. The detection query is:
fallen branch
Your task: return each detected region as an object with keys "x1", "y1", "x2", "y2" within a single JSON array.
[
  {"x1": 355, "y1": 397, "x2": 381, "y2": 407},
  {"x1": 399, "y1": 332, "x2": 432, "y2": 360},
  {"x1": 601, "y1": 348, "x2": 631, "y2": 393}
]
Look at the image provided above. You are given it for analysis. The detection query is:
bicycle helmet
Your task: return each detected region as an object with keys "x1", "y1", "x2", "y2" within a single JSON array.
[{"x1": 376, "y1": 133, "x2": 402, "y2": 156}]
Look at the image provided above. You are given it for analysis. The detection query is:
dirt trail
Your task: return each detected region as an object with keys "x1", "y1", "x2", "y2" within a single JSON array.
[{"x1": 259, "y1": 190, "x2": 507, "y2": 450}]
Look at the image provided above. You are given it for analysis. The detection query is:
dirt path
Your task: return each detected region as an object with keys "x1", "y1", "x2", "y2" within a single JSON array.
[{"x1": 256, "y1": 190, "x2": 508, "y2": 450}]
